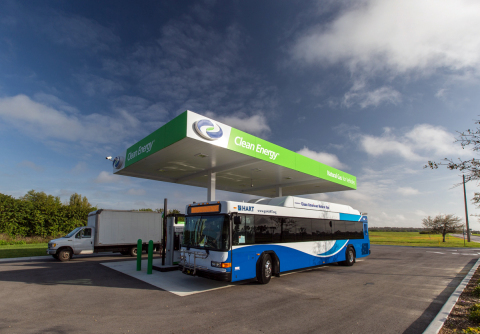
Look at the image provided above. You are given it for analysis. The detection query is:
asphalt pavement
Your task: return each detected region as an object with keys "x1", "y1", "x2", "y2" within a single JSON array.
[
  {"x1": 451, "y1": 233, "x2": 480, "y2": 243},
  {"x1": 1, "y1": 245, "x2": 479, "y2": 334}
]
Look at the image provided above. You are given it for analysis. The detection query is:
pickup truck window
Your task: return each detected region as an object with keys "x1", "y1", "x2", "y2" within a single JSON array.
[
  {"x1": 83, "y1": 228, "x2": 92, "y2": 238},
  {"x1": 75, "y1": 228, "x2": 92, "y2": 239}
]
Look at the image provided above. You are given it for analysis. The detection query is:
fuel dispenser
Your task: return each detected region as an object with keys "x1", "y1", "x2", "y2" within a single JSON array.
[{"x1": 165, "y1": 214, "x2": 184, "y2": 265}]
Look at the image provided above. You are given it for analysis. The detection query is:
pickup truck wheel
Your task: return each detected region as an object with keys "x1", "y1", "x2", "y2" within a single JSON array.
[
  {"x1": 58, "y1": 249, "x2": 72, "y2": 262},
  {"x1": 129, "y1": 246, "x2": 138, "y2": 257}
]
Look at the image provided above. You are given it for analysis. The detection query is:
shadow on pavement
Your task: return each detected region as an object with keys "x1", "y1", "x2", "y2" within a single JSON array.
[{"x1": 0, "y1": 256, "x2": 161, "y2": 291}]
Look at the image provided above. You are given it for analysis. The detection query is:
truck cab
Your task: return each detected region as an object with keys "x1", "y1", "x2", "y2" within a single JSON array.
[{"x1": 47, "y1": 226, "x2": 94, "y2": 261}]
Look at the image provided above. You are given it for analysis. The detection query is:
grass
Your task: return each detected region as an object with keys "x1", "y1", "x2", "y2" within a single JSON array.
[
  {"x1": 370, "y1": 232, "x2": 480, "y2": 248},
  {"x1": 0, "y1": 243, "x2": 48, "y2": 259}
]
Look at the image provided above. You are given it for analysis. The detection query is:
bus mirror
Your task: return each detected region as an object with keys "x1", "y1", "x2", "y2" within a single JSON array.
[{"x1": 234, "y1": 216, "x2": 241, "y2": 225}]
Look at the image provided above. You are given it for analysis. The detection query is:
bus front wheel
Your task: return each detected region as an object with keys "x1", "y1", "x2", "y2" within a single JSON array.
[
  {"x1": 343, "y1": 246, "x2": 355, "y2": 266},
  {"x1": 257, "y1": 254, "x2": 272, "y2": 284}
]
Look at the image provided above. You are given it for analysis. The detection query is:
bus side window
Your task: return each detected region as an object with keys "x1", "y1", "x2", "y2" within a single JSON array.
[
  {"x1": 245, "y1": 215, "x2": 255, "y2": 244},
  {"x1": 333, "y1": 221, "x2": 346, "y2": 240},
  {"x1": 282, "y1": 217, "x2": 297, "y2": 243},
  {"x1": 312, "y1": 219, "x2": 329, "y2": 241},
  {"x1": 233, "y1": 215, "x2": 246, "y2": 245},
  {"x1": 296, "y1": 218, "x2": 312, "y2": 242},
  {"x1": 345, "y1": 222, "x2": 356, "y2": 239},
  {"x1": 356, "y1": 222, "x2": 364, "y2": 239}
]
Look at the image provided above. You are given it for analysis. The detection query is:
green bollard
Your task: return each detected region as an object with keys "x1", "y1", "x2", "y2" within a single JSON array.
[
  {"x1": 136, "y1": 239, "x2": 142, "y2": 271},
  {"x1": 147, "y1": 240, "x2": 154, "y2": 275}
]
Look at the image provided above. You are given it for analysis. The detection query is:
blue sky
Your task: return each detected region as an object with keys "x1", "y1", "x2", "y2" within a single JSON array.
[{"x1": 1, "y1": 0, "x2": 480, "y2": 228}]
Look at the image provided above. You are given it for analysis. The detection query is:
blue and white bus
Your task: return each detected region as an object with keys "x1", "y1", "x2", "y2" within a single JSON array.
[{"x1": 180, "y1": 196, "x2": 370, "y2": 284}]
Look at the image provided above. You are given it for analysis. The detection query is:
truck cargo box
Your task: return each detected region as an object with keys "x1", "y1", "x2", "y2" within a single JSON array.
[{"x1": 88, "y1": 210, "x2": 162, "y2": 247}]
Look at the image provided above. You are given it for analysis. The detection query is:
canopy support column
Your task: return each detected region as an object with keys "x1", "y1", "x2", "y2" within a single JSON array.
[
  {"x1": 276, "y1": 186, "x2": 282, "y2": 197},
  {"x1": 207, "y1": 171, "x2": 216, "y2": 202}
]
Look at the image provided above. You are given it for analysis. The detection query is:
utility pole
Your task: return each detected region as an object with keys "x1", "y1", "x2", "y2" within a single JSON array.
[{"x1": 463, "y1": 174, "x2": 471, "y2": 242}]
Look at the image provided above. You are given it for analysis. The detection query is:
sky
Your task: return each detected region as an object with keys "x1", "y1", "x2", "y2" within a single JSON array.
[{"x1": 1, "y1": 0, "x2": 480, "y2": 228}]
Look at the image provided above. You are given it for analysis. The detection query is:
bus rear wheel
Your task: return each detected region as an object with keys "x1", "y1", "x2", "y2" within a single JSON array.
[
  {"x1": 257, "y1": 254, "x2": 272, "y2": 284},
  {"x1": 342, "y1": 246, "x2": 355, "y2": 266}
]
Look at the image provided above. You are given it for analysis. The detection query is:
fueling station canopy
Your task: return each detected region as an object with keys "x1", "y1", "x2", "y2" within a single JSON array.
[{"x1": 112, "y1": 110, "x2": 357, "y2": 201}]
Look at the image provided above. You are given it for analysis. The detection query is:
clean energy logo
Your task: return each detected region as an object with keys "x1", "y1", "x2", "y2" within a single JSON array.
[
  {"x1": 112, "y1": 156, "x2": 123, "y2": 169},
  {"x1": 194, "y1": 119, "x2": 223, "y2": 140}
]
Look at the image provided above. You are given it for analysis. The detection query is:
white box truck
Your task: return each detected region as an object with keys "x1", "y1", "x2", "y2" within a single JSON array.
[{"x1": 47, "y1": 210, "x2": 163, "y2": 261}]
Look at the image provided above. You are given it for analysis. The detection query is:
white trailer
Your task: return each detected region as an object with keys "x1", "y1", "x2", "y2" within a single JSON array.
[{"x1": 47, "y1": 210, "x2": 163, "y2": 261}]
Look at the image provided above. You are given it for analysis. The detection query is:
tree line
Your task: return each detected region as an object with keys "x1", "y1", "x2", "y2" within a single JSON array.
[{"x1": 0, "y1": 190, "x2": 96, "y2": 237}]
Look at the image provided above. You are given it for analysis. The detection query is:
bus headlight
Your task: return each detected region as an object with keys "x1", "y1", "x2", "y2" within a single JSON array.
[{"x1": 211, "y1": 261, "x2": 231, "y2": 268}]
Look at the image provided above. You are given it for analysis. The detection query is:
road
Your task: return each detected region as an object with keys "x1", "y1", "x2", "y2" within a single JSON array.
[
  {"x1": 1, "y1": 246, "x2": 479, "y2": 334},
  {"x1": 451, "y1": 233, "x2": 480, "y2": 243}
]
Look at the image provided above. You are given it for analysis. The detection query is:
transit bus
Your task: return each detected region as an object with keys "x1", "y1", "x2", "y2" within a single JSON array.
[{"x1": 179, "y1": 196, "x2": 370, "y2": 284}]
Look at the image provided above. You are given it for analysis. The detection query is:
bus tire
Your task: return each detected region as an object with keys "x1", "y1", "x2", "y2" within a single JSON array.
[
  {"x1": 58, "y1": 249, "x2": 72, "y2": 262},
  {"x1": 129, "y1": 246, "x2": 138, "y2": 257},
  {"x1": 343, "y1": 246, "x2": 355, "y2": 266},
  {"x1": 257, "y1": 254, "x2": 272, "y2": 284}
]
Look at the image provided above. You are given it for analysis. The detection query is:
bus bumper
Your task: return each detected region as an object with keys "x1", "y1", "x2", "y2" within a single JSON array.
[{"x1": 180, "y1": 266, "x2": 232, "y2": 282}]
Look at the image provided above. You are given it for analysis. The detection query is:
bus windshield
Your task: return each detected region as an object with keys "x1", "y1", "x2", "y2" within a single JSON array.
[{"x1": 184, "y1": 215, "x2": 230, "y2": 251}]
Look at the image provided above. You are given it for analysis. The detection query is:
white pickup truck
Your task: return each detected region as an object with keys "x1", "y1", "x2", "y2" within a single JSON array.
[{"x1": 47, "y1": 209, "x2": 163, "y2": 261}]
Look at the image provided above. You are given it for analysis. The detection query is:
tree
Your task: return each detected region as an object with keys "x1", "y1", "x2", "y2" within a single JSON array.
[
  {"x1": 425, "y1": 119, "x2": 480, "y2": 207},
  {"x1": 69, "y1": 193, "x2": 92, "y2": 210},
  {"x1": 422, "y1": 214, "x2": 463, "y2": 242},
  {"x1": 21, "y1": 190, "x2": 61, "y2": 207},
  {"x1": 155, "y1": 208, "x2": 181, "y2": 215}
]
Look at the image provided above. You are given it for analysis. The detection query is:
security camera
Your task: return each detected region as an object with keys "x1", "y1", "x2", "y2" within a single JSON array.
[{"x1": 106, "y1": 156, "x2": 112, "y2": 160}]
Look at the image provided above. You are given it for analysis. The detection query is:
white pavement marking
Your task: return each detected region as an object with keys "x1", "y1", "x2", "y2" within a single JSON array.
[
  {"x1": 423, "y1": 258, "x2": 480, "y2": 334},
  {"x1": 426, "y1": 251, "x2": 446, "y2": 254},
  {"x1": 101, "y1": 259, "x2": 236, "y2": 297}
]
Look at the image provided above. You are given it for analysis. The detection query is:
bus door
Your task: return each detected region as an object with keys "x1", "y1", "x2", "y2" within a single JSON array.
[{"x1": 232, "y1": 215, "x2": 256, "y2": 281}]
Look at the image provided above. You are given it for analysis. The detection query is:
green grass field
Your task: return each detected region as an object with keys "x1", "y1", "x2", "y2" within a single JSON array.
[
  {"x1": 0, "y1": 243, "x2": 48, "y2": 259},
  {"x1": 370, "y1": 232, "x2": 480, "y2": 248},
  {"x1": 0, "y1": 232, "x2": 478, "y2": 260}
]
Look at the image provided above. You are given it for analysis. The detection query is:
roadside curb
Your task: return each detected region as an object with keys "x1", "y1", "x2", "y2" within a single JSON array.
[
  {"x1": 0, "y1": 252, "x2": 121, "y2": 263},
  {"x1": 423, "y1": 257, "x2": 480, "y2": 334}
]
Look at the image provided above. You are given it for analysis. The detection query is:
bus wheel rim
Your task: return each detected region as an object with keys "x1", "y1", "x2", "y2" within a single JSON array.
[{"x1": 265, "y1": 260, "x2": 272, "y2": 277}]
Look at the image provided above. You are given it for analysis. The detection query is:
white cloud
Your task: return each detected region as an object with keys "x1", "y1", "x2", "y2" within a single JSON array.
[
  {"x1": 397, "y1": 187, "x2": 420, "y2": 196},
  {"x1": 70, "y1": 162, "x2": 87, "y2": 175},
  {"x1": 296, "y1": 146, "x2": 347, "y2": 169},
  {"x1": 0, "y1": 94, "x2": 140, "y2": 146},
  {"x1": 204, "y1": 112, "x2": 271, "y2": 136},
  {"x1": 127, "y1": 188, "x2": 146, "y2": 196},
  {"x1": 17, "y1": 160, "x2": 44, "y2": 172},
  {"x1": 293, "y1": 0, "x2": 480, "y2": 75},
  {"x1": 359, "y1": 124, "x2": 469, "y2": 161},
  {"x1": 343, "y1": 86, "x2": 401, "y2": 108},
  {"x1": 94, "y1": 171, "x2": 124, "y2": 183}
]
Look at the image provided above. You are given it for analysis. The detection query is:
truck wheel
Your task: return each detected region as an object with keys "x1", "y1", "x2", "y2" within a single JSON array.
[
  {"x1": 256, "y1": 254, "x2": 272, "y2": 284},
  {"x1": 129, "y1": 246, "x2": 138, "y2": 257},
  {"x1": 58, "y1": 249, "x2": 72, "y2": 262}
]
